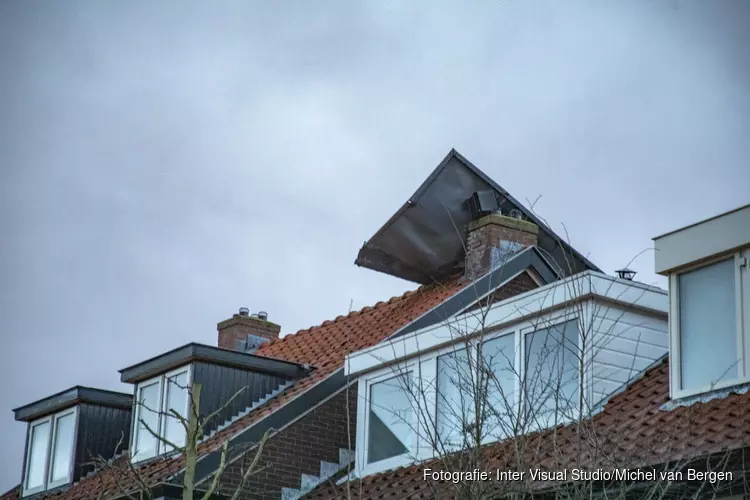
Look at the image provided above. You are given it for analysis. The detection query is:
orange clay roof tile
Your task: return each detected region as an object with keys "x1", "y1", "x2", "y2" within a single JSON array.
[
  {"x1": 306, "y1": 358, "x2": 750, "y2": 499},
  {"x1": 0, "y1": 278, "x2": 465, "y2": 500}
]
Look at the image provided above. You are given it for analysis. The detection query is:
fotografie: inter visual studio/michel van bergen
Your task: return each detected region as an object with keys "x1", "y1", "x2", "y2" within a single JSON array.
[{"x1": 423, "y1": 468, "x2": 733, "y2": 484}]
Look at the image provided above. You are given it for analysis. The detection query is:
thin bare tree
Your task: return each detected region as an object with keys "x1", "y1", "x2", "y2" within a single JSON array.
[
  {"x1": 321, "y1": 209, "x2": 748, "y2": 500},
  {"x1": 88, "y1": 380, "x2": 270, "y2": 500}
]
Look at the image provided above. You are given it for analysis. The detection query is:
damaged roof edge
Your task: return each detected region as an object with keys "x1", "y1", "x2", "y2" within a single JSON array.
[
  {"x1": 354, "y1": 149, "x2": 600, "y2": 284},
  {"x1": 355, "y1": 150, "x2": 463, "y2": 248},
  {"x1": 448, "y1": 149, "x2": 601, "y2": 273}
]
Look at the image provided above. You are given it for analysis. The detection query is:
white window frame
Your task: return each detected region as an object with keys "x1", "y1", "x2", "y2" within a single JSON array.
[
  {"x1": 669, "y1": 250, "x2": 749, "y2": 400},
  {"x1": 357, "y1": 365, "x2": 416, "y2": 477},
  {"x1": 22, "y1": 407, "x2": 79, "y2": 497},
  {"x1": 356, "y1": 313, "x2": 585, "y2": 477},
  {"x1": 433, "y1": 329, "x2": 522, "y2": 451},
  {"x1": 130, "y1": 365, "x2": 193, "y2": 463},
  {"x1": 520, "y1": 315, "x2": 583, "y2": 431},
  {"x1": 433, "y1": 342, "x2": 476, "y2": 452}
]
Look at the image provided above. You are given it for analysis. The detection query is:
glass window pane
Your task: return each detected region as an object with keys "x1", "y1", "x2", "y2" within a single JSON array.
[
  {"x1": 26, "y1": 420, "x2": 50, "y2": 490},
  {"x1": 367, "y1": 374, "x2": 411, "y2": 464},
  {"x1": 680, "y1": 258, "x2": 737, "y2": 391},
  {"x1": 436, "y1": 348, "x2": 473, "y2": 447},
  {"x1": 524, "y1": 320, "x2": 579, "y2": 428},
  {"x1": 49, "y1": 413, "x2": 75, "y2": 483},
  {"x1": 481, "y1": 334, "x2": 516, "y2": 440},
  {"x1": 162, "y1": 371, "x2": 189, "y2": 452},
  {"x1": 134, "y1": 381, "x2": 161, "y2": 459}
]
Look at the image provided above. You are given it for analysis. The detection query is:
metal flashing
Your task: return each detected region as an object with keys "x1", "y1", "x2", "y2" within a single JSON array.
[
  {"x1": 395, "y1": 246, "x2": 559, "y2": 338},
  {"x1": 119, "y1": 343, "x2": 310, "y2": 384},
  {"x1": 13, "y1": 387, "x2": 132, "y2": 423}
]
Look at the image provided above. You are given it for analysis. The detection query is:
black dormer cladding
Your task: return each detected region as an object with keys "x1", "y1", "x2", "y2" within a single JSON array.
[
  {"x1": 74, "y1": 404, "x2": 131, "y2": 481},
  {"x1": 192, "y1": 362, "x2": 290, "y2": 437},
  {"x1": 14, "y1": 387, "x2": 133, "y2": 493}
]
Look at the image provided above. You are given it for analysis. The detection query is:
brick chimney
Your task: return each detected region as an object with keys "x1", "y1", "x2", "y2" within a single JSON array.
[
  {"x1": 464, "y1": 212, "x2": 539, "y2": 281},
  {"x1": 217, "y1": 308, "x2": 281, "y2": 351}
]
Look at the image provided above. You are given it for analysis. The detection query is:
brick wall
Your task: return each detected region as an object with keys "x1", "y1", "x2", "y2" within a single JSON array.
[
  {"x1": 466, "y1": 271, "x2": 540, "y2": 313},
  {"x1": 217, "y1": 385, "x2": 357, "y2": 500},
  {"x1": 464, "y1": 214, "x2": 539, "y2": 281},
  {"x1": 217, "y1": 315, "x2": 282, "y2": 350}
]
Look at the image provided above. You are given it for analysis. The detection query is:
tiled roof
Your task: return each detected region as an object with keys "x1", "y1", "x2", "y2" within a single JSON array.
[
  {"x1": 0, "y1": 277, "x2": 466, "y2": 500},
  {"x1": 305, "y1": 358, "x2": 750, "y2": 499}
]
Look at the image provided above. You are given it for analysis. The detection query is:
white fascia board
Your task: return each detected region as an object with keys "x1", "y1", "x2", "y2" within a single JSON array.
[
  {"x1": 345, "y1": 271, "x2": 667, "y2": 377},
  {"x1": 587, "y1": 273, "x2": 668, "y2": 312},
  {"x1": 653, "y1": 204, "x2": 750, "y2": 275}
]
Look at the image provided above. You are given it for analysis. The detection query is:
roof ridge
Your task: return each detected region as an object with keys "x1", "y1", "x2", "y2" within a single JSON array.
[{"x1": 256, "y1": 283, "x2": 437, "y2": 349}]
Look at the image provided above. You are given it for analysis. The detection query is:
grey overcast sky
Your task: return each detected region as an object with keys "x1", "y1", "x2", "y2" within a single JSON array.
[{"x1": 1, "y1": 0, "x2": 749, "y2": 491}]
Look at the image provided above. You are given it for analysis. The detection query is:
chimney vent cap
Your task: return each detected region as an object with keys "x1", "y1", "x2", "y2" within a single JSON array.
[
  {"x1": 257, "y1": 311, "x2": 268, "y2": 321},
  {"x1": 615, "y1": 268, "x2": 637, "y2": 281},
  {"x1": 238, "y1": 307, "x2": 250, "y2": 316},
  {"x1": 468, "y1": 191, "x2": 499, "y2": 220}
]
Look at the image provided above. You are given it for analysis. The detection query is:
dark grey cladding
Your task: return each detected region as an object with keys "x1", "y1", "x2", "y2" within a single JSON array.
[
  {"x1": 14, "y1": 388, "x2": 133, "y2": 493},
  {"x1": 13, "y1": 386, "x2": 132, "y2": 423},
  {"x1": 74, "y1": 403, "x2": 132, "y2": 481},
  {"x1": 118, "y1": 342, "x2": 310, "y2": 384},
  {"x1": 192, "y1": 362, "x2": 292, "y2": 438}
]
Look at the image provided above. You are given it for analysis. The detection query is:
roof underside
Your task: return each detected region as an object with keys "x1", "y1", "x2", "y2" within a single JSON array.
[{"x1": 355, "y1": 149, "x2": 600, "y2": 284}]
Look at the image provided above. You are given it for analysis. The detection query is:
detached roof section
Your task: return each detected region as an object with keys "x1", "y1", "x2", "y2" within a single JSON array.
[{"x1": 355, "y1": 149, "x2": 600, "y2": 284}]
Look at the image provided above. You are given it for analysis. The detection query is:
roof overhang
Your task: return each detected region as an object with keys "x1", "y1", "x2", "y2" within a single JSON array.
[
  {"x1": 653, "y1": 203, "x2": 750, "y2": 275},
  {"x1": 355, "y1": 149, "x2": 600, "y2": 284},
  {"x1": 119, "y1": 343, "x2": 311, "y2": 384},
  {"x1": 13, "y1": 386, "x2": 133, "y2": 422},
  {"x1": 345, "y1": 270, "x2": 667, "y2": 377}
]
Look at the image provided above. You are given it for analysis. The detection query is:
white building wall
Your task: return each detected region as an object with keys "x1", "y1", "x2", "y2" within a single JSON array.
[
  {"x1": 588, "y1": 304, "x2": 668, "y2": 405},
  {"x1": 349, "y1": 272, "x2": 670, "y2": 478}
]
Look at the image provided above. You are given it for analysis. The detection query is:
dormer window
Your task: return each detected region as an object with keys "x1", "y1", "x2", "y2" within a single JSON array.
[
  {"x1": 119, "y1": 343, "x2": 311, "y2": 464},
  {"x1": 677, "y1": 257, "x2": 739, "y2": 392},
  {"x1": 366, "y1": 373, "x2": 412, "y2": 465},
  {"x1": 669, "y1": 252, "x2": 748, "y2": 397},
  {"x1": 347, "y1": 272, "x2": 669, "y2": 477},
  {"x1": 654, "y1": 204, "x2": 750, "y2": 400},
  {"x1": 13, "y1": 386, "x2": 133, "y2": 497},
  {"x1": 24, "y1": 408, "x2": 77, "y2": 494},
  {"x1": 131, "y1": 367, "x2": 191, "y2": 462}
]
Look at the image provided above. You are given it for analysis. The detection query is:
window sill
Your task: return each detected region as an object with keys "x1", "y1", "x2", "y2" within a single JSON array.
[
  {"x1": 22, "y1": 482, "x2": 71, "y2": 499},
  {"x1": 663, "y1": 381, "x2": 750, "y2": 411}
]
